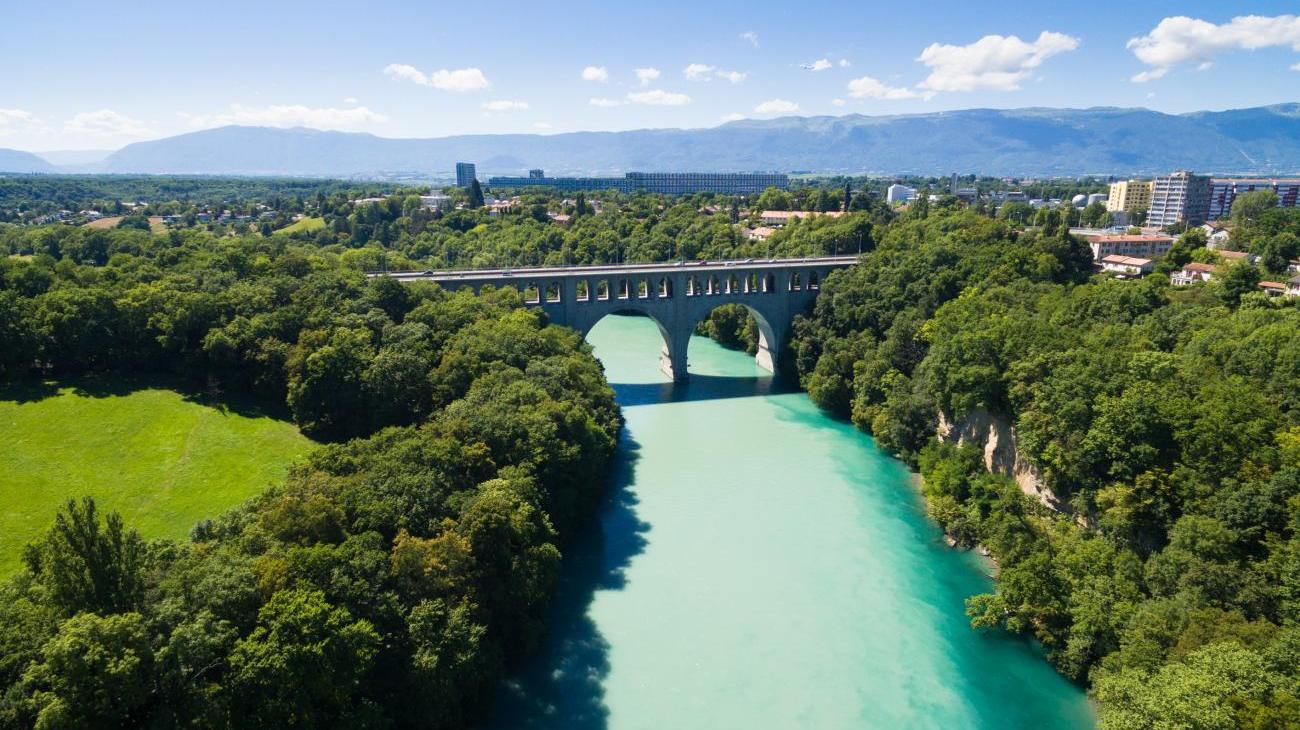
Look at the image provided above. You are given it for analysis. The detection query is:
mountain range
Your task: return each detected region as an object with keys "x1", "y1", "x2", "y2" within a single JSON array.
[{"x1": 4, "y1": 103, "x2": 1300, "y2": 178}]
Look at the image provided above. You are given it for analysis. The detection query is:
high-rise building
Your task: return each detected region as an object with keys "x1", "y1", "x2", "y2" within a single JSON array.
[
  {"x1": 528, "y1": 169, "x2": 544, "y2": 179},
  {"x1": 1208, "y1": 178, "x2": 1300, "y2": 220},
  {"x1": 1147, "y1": 171, "x2": 1211, "y2": 228},
  {"x1": 455, "y1": 162, "x2": 477, "y2": 188},
  {"x1": 1106, "y1": 180, "x2": 1153, "y2": 214}
]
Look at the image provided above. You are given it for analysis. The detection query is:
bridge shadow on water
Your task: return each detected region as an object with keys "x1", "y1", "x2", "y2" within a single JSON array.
[
  {"x1": 486, "y1": 432, "x2": 651, "y2": 730},
  {"x1": 610, "y1": 372, "x2": 794, "y2": 407}
]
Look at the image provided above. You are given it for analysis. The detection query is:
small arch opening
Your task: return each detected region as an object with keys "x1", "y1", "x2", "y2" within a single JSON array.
[{"x1": 523, "y1": 282, "x2": 541, "y2": 304}]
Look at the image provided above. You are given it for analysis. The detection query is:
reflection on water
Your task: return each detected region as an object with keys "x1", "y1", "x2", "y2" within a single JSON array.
[
  {"x1": 610, "y1": 373, "x2": 783, "y2": 407},
  {"x1": 489, "y1": 315, "x2": 1095, "y2": 730}
]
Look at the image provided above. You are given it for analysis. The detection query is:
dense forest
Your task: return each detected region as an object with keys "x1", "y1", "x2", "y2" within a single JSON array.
[
  {"x1": 3, "y1": 178, "x2": 1300, "y2": 727},
  {"x1": 0, "y1": 224, "x2": 621, "y2": 727},
  {"x1": 792, "y1": 204, "x2": 1300, "y2": 728}
]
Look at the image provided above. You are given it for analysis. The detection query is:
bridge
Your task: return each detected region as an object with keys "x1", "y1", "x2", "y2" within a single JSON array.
[{"x1": 382, "y1": 256, "x2": 857, "y2": 381}]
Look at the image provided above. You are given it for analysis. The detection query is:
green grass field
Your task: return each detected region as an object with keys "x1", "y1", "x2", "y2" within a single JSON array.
[
  {"x1": 278, "y1": 216, "x2": 325, "y2": 234},
  {"x1": 0, "y1": 379, "x2": 314, "y2": 575}
]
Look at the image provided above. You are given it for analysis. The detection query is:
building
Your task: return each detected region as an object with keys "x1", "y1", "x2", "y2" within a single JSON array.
[
  {"x1": 419, "y1": 194, "x2": 452, "y2": 211},
  {"x1": 529, "y1": 169, "x2": 545, "y2": 179},
  {"x1": 1087, "y1": 193, "x2": 1108, "y2": 207},
  {"x1": 1100, "y1": 255, "x2": 1154, "y2": 277},
  {"x1": 485, "y1": 170, "x2": 789, "y2": 195},
  {"x1": 1207, "y1": 178, "x2": 1300, "y2": 220},
  {"x1": 1214, "y1": 249, "x2": 1261, "y2": 268},
  {"x1": 1258, "y1": 281, "x2": 1287, "y2": 297},
  {"x1": 455, "y1": 162, "x2": 477, "y2": 188},
  {"x1": 1084, "y1": 234, "x2": 1175, "y2": 261},
  {"x1": 744, "y1": 226, "x2": 776, "y2": 241},
  {"x1": 625, "y1": 172, "x2": 788, "y2": 195},
  {"x1": 886, "y1": 184, "x2": 917, "y2": 204},
  {"x1": 1106, "y1": 180, "x2": 1153, "y2": 214},
  {"x1": 1147, "y1": 171, "x2": 1211, "y2": 228},
  {"x1": 1287, "y1": 275, "x2": 1300, "y2": 298},
  {"x1": 760, "y1": 210, "x2": 845, "y2": 226},
  {"x1": 1170, "y1": 262, "x2": 1218, "y2": 286}
]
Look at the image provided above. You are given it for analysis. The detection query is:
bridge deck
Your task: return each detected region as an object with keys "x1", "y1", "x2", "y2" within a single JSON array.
[{"x1": 376, "y1": 256, "x2": 859, "y2": 282}]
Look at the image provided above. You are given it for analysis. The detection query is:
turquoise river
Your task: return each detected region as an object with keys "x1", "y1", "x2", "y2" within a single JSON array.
[{"x1": 490, "y1": 314, "x2": 1096, "y2": 729}]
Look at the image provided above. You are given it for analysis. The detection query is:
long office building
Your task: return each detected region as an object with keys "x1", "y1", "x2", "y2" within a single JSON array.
[
  {"x1": 485, "y1": 170, "x2": 789, "y2": 195},
  {"x1": 1147, "y1": 171, "x2": 1211, "y2": 228},
  {"x1": 1208, "y1": 178, "x2": 1300, "y2": 220}
]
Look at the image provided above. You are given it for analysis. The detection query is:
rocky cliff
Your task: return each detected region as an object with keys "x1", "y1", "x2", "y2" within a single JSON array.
[{"x1": 936, "y1": 408, "x2": 1063, "y2": 512}]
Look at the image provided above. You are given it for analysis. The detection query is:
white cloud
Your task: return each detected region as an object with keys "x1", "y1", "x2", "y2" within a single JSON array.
[
  {"x1": 589, "y1": 97, "x2": 626, "y2": 107},
  {"x1": 582, "y1": 66, "x2": 609, "y2": 82},
  {"x1": 186, "y1": 104, "x2": 386, "y2": 131},
  {"x1": 754, "y1": 99, "x2": 799, "y2": 114},
  {"x1": 1131, "y1": 67, "x2": 1168, "y2": 83},
  {"x1": 684, "y1": 64, "x2": 745, "y2": 83},
  {"x1": 65, "y1": 109, "x2": 152, "y2": 138},
  {"x1": 741, "y1": 31, "x2": 759, "y2": 48},
  {"x1": 847, "y1": 75, "x2": 921, "y2": 100},
  {"x1": 1127, "y1": 15, "x2": 1300, "y2": 82},
  {"x1": 383, "y1": 63, "x2": 489, "y2": 91},
  {"x1": 0, "y1": 108, "x2": 39, "y2": 135},
  {"x1": 917, "y1": 30, "x2": 1079, "y2": 91},
  {"x1": 627, "y1": 90, "x2": 692, "y2": 106},
  {"x1": 810, "y1": 58, "x2": 832, "y2": 71},
  {"x1": 685, "y1": 63, "x2": 715, "y2": 81},
  {"x1": 482, "y1": 100, "x2": 529, "y2": 111},
  {"x1": 838, "y1": 59, "x2": 851, "y2": 68},
  {"x1": 720, "y1": 112, "x2": 746, "y2": 122},
  {"x1": 1293, "y1": 62, "x2": 1300, "y2": 71},
  {"x1": 832, "y1": 98, "x2": 846, "y2": 106},
  {"x1": 343, "y1": 97, "x2": 359, "y2": 105},
  {"x1": 533, "y1": 122, "x2": 553, "y2": 130},
  {"x1": 635, "y1": 67, "x2": 661, "y2": 86}
]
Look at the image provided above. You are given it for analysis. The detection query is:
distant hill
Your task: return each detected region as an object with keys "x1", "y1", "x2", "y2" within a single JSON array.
[
  {"x1": 0, "y1": 149, "x2": 56, "y2": 173},
  {"x1": 70, "y1": 103, "x2": 1300, "y2": 177}
]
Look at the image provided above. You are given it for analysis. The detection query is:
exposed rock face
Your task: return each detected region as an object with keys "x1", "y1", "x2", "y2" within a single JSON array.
[{"x1": 936, "y1": 408, "x2": 1064, "y2": 512}]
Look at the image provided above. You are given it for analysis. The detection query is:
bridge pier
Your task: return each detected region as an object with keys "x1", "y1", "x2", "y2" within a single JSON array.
[{"x1": 660, "y1": 329, "x2": 692, "y2": 382}]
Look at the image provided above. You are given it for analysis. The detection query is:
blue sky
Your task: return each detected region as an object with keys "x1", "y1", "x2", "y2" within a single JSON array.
[{"x1": 2, "y1": 1, "x2": 1298, "y2": 151}]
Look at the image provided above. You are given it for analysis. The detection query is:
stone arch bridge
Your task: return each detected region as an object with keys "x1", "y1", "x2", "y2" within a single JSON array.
[{"x1": 382, "y1": 257, "x2": 857, "y2": 381}]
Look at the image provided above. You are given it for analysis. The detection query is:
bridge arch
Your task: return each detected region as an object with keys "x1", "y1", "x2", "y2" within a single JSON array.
[
  {"x1": 686, "y1": 300, "x2": 786, "y2": 377},
  {"x1": 574, "y1": 307, "x2": 680, "y2": 380}
]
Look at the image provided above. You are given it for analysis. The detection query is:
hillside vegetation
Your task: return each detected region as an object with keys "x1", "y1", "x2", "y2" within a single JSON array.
[
  {"x1": 0, "y1": 223, "x2": 621, "y2": 728},
  {"x1": 792, "y1": 206, "x2": 1300, "y2": 728}
]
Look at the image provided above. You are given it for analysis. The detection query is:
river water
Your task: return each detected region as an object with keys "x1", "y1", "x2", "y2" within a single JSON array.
[{"x1": 490, "y1": 315, "x2": 1095, "y2": 729}]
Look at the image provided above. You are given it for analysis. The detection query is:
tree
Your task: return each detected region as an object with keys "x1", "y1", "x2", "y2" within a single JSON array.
[
  {"x1": 1218, "y1": 260, "x2": 1261, "y2": 306},
  {"x1": 24, "y1": 498, "x2": 146, "y2": 617},
  {"x1": 226, "y1": 589, "x2": 380, "y2": 728},
  {"x1": 19, "y1": 612, "x2": 154, "y2": 728},
  {"x1": 467, "y1": 179, "x2": 485, "y2": 209},
  {"x1": 1232, "y1": 189, "x2": 1279, "y2": 229}
]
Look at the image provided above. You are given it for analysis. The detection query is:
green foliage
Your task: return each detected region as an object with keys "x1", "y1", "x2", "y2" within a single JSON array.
[
  {"x1": 0, "y1": 222, "x2": 622, "y2": 727},
  {"x1": 795, "y1": 207, "x2": 1300, "y2": 721}
]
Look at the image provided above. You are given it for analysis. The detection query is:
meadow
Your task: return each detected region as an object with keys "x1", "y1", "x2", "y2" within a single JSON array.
[{"x1": 0, "y1": 378, "x2": 314, "y2": 574}]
